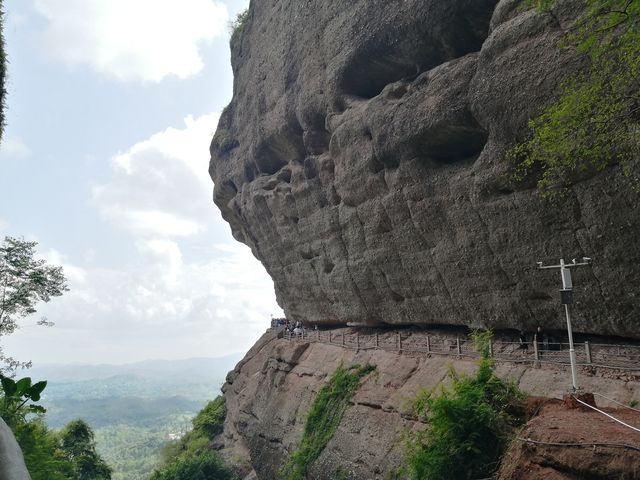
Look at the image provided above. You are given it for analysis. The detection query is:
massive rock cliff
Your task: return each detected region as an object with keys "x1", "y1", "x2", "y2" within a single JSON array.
[
  {"x1": 209, "y1": 0, "x2": 640, "y2": 337},
  {"x1": 219, "y1": 329, "x2": 640, "y2": 479}
]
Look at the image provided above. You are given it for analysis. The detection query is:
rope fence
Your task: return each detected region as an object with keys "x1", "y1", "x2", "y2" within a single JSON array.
[{"x1": 281, "y1": 329, "x2": 640, "y2": 372}]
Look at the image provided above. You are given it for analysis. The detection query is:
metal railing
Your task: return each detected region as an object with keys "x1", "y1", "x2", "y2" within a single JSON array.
[{"x1": 282, "y1": 329, "x2": 640, "y2": 372}]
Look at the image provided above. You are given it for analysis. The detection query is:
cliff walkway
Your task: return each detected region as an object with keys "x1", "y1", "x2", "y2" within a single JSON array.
[{"x1": 281, "y1": 328, "x2": 640, "y2": 373}]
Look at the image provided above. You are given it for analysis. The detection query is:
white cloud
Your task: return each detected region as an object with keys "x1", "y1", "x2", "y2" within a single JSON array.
[
  {"x1": 41, "y1": 248, "x2": 87, "y2": 285},
  {"x1": 2, "y1": 110, "x2": 284, "y2": 365},
  {"x1": 92, "y1": 112, "x2": 220, "y2": 237},
  {"x1": 2, "y1": 241, "x2": 282, "y2": 363},
  {"x1": 32, "y1": 0, "x2": 229, "y2": 82},
  {"x1": 0, "y1": 136, "x2": 31, "y2": 159}
]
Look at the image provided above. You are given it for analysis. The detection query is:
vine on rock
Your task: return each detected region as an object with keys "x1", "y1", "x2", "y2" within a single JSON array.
[{"x1": 280, "y1": 363, "x2": 375, "y2": 480}]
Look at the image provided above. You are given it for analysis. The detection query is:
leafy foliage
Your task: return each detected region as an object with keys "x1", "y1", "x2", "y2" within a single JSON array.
[
  {"x1": 12, "y1": 418, "x2": 75, "y2": 480},
  {"x1": 0, "y1": 236, "x2": 68, "y2": 371},
  {"x1": 0, "y1": 375, "x2": 47, "y2": 426},
  {"x1": 512, "y1": 0, "x2": 640, "y2": 193},
  {"x1": 280, "y1": 364, "x2": 375, "y2": 480},
  {"x1": 149, "y1": 396, "x2": 233, "y2": 480},
  {"x1": 0, "y1": 375, "x2": 112, "y2": 479},
  {"x1": 191, "y1": 395, "x2": 225, "y2": 438},
  {"x1": 406, "y1": 333, "x2": 526, "y2": 480}
]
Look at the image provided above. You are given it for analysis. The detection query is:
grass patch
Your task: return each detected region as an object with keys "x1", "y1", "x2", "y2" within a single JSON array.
[{"x1": 280, "y1": 363, "x2": 375, "y2": 480}]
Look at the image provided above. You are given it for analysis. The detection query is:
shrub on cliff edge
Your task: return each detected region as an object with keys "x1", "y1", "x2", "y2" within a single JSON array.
[
  {"x1": 150, "y1": 396, "x2": 233, "y2": 480},
  {"x1": 406, "y1": 332, "x2": 526, "y2": 480},
  {"x1": 230, "y1": 9, "x2": 249, "y2": 51}
]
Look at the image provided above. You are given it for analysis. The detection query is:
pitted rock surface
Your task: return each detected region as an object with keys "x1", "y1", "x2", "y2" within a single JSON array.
[{"x1": 209, "y1": 0, "x2": 640, "y2": 337}]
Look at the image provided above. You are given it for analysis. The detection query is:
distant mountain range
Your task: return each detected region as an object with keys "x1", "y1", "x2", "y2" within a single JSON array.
[
  {"x1": 24, "y1": 354, "x2": 246, "y2": 480},
  {"x1": 27, "y1": 354, "x2": 245, "y2": 383}
]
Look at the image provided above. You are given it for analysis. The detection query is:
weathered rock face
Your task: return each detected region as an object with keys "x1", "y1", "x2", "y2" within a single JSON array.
[
  {"x1": 0, "y1": 418, "x2": 31, "y2": 480},
  {"x1": 209, "y1": 0, "x2": 640, "y2": 337},
  {"x1": 219, "y1": 329, "x2": 640, "y2": 479}
]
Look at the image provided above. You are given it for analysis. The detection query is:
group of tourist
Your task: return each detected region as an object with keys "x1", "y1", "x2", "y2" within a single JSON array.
[
  {"x1": 270, "y1": 316, "x2": 306, "y2": 336},
  {"x1": 518, "y1": 327, "x2": 560, "y2": 353}
]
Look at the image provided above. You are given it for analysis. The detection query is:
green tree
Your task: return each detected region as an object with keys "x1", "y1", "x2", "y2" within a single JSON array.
[
  {"x1": 0, "y1": 236, "x2": 68, "y2": 371},
  {"x1": 513, "y1": 0, "x2": 640, "y2": 193},
  {"x1": 13, "y1": 419, "x2": 74, "y2": 480},
  {"x1": 59, "y1": 420, "x2": 112, "y2": 480}
]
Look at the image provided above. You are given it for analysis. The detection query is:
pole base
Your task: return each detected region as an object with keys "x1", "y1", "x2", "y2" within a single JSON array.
[{"x1": 563, "y1": 392, "x2": 596, "y2": 410}]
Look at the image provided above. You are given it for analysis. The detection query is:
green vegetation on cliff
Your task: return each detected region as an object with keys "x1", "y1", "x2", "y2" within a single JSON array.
[
  {"x1": 281, "y1": 363, "x2": 375, "y2": 480},
  {"x1": 149, "y1": 396, "x2": 233, "y2": 480},
  {"x1": 1, "y1": 376, "x2": 112, "y2": 479},
  {"x1": 230, "y1": 9, "x2": 249, "y2": 51},
  {"x1": 405, "y1": 332, "x2": 526, "y2": 480},
  {"x1": 513, "y1": 0, "x2": 640, "y2": 193}
]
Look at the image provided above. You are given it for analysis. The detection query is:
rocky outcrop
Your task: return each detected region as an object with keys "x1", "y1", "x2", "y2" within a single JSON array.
[
  {"x1": 497, "y1": 400, "x2": 640, "y2": 479},
  {"x1": 0, "y1": 418, "x2": 31, "y2": 480},
  {"x1": 219, "y1": 329, "x2": 640, "y2": 479},
  {"x1": 209, "y1": 0, "x2": 640, "y2": 337}
]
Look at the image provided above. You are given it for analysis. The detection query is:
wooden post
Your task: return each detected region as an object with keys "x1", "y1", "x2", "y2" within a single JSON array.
[
  {"x1": 585, "y1": 341, "x2": 592, "y2": 364},
  {"x1": 456, "y1": 336, "x2": 461, "y2": 356},
  {"x1": 329, "y1": 331, "x2": 332, "y2": 344},
  {"x1": 426, "y1": 335, "x2": 430, "y2": 353},
  {"x1": 342, "y1": 333, "x2": 345, "y2": 347},
  {"x1": 398, "y1": 333, "x2": 402, "y2": 352},
  {"x1": 533, "y1": 333, "x2": 539, "y2": 361},
  {"x1": 356, "y1": 333, "x2": 360, "y2": 350},
  {"x1": 489, "y1": 339, "x2": 493, "y2": 358},
  {"x1": 375, "y1": 333, "x2": 379, "y2": 348}
]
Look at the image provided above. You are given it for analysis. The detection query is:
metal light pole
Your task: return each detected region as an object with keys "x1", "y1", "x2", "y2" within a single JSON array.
[{"x1": 537, "y1": 257, "x2": 592, "y2": 393}]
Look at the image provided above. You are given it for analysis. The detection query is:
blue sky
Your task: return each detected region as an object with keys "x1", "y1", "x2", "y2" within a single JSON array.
[{"x1": 0, "y1": 0, "x2": 282, "y2": 365}]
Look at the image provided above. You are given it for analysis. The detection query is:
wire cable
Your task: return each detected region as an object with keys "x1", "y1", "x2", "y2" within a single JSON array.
[
  {"x1": 572, "y1": 396, "x2": 640, "y2": 433},
  {"x1": 517, "y1": 437, "x2": 640, "y2": 452},
  {"x1": 592, "y1": 392, "x2": 640, "y2": 414}
]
